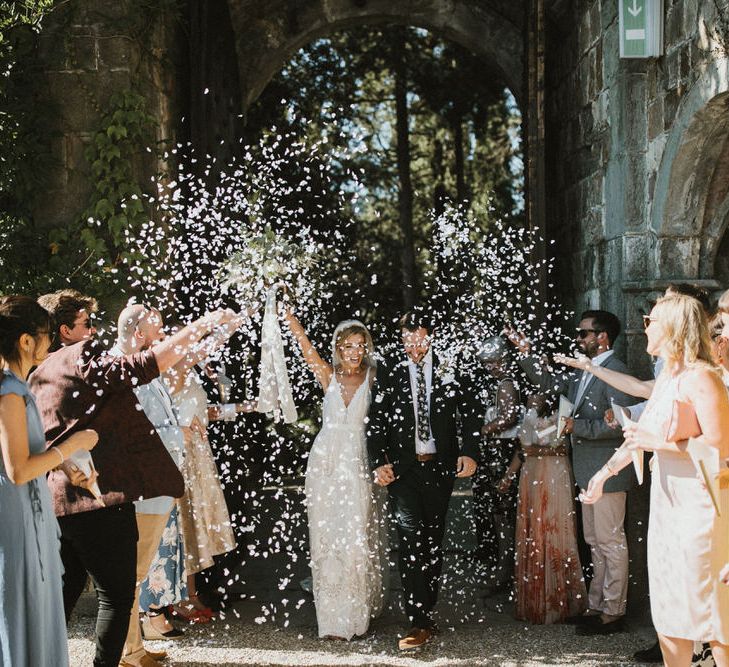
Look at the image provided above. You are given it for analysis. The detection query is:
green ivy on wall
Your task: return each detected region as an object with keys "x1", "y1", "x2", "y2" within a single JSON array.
[{"x1": 48, "y1": 90, "x2": 157, "y2": 299}]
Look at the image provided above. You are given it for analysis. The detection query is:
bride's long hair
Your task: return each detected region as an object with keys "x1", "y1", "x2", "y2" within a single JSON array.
[{"x1": 331, "y1": 319, "x2": 376, "y2": 371}]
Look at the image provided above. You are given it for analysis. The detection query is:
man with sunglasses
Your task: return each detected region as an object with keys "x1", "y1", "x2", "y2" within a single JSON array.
[
  {"x1": 505, "y1": 310, "x2": 637, "y2": 635},
  {"x1": 38, "y1": 289, "x2": 98, "y2": 350}
]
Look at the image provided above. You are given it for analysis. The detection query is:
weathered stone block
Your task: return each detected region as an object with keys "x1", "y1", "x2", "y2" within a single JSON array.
[
  {"x1": 656, "y1": 236, "x2": 701, "y2": 278},
  {"x1": 98, "y1": 36, "x2": 136, "y2": 71},
  {"x1": 622, "y1": 233, "x2": 651, "y2": 281},
  {"x1": 662, "y1": 87, "x2": 680, "y2": 130},
  {"x1": 665, "y1": 49, "x2": 680, "y2": 90},
  {"x1": 647, "y1": 99, "x2": 663, "y2": 141},
  {"x1": 666, "y1": 3, "x2": 684, "y2": 48},
  {"x1": 68, "y1": 35, "x2": 98, "y2": 71}
]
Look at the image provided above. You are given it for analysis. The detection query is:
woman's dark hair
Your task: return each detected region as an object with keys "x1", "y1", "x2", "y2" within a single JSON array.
[{"x1": 0, "y1": 295, "x2": 52, "y2": 363}]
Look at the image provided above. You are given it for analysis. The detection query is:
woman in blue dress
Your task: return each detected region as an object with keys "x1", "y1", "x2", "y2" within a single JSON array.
[{"x1": 0, "y1": 295, "x2": 98, "y2": 666}]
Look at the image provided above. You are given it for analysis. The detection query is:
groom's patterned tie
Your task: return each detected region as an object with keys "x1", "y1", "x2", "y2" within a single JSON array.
[{"x1": 416, "y1": 361, "x2": 430, "y2": 443}]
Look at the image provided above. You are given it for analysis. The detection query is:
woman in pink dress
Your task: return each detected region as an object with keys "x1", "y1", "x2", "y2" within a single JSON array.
[
  {"x1": 574, "y1": 294, "x2": 729, "y2": 666},
  {"x1": 513, "y1": 394, "x2": 587, "y2": 624}
]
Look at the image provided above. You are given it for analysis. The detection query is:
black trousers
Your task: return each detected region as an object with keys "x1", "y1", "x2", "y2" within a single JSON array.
[
  {"x1": 471, "y1": 437, "x2": 519, "y2": 585},
  {"x1": 388, "y1": 461, "x2": 454, "y2": 628},
  {"x1": 59, "y1": 502, "x2": 138, "y2": 667}
]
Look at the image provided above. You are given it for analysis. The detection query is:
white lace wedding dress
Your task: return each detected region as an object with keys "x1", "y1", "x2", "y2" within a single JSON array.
[{"x1": 305, "y1": 368, "x2": 389, "y2": 639}]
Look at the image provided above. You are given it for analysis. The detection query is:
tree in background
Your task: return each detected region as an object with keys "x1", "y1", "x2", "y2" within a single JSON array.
[{"x1": 245, "y1": 25, "x2": 523, "y2": 321}]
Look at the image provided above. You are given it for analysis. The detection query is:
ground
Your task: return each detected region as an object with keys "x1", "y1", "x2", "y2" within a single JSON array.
[{"x1": 68, "y1": 481, "x2": 655, "y2": 666}]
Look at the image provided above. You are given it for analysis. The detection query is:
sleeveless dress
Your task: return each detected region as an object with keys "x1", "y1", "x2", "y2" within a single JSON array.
[
  {"x1": 640, "y1": 372, "x2": 729, "y2": 644},
  {"x1": 173, "y1": 370, "x2": 237, "y2": 575},
  {"x1": 0, "y1": 371, "x2": 69, "y2": 666},
  {"x1": 514, "y1": 413, "x2": 587, "y2": 624},
  {"x1": 305, "y1": 369, "x2": 389, "y2": 639}
]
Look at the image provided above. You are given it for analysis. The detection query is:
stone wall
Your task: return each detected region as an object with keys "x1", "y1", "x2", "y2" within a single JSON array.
[
  {"x1": 547, "y1": 0, "x2": 729, "y2": 375},
  {"x1": 30, "y1": 0, "x2": 186, "y2": 234}
]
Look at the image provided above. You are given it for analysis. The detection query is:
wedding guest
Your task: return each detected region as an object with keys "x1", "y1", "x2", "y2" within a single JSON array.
[
  {"x1": 514, "y1": 394, "x2": 587, "y2": 624},
  {"x1": 38, "y1": 289, "x2": 98, "y2": 350},
  {"x1": 29, "y1": 305, "x2": 232, "y2": 667},
  {"x1": 286, "y1": 309, "x2": 388, "y2": 641},
  {"x1": 576, "y1": 294, "x2": 729, "y2": 666},
  {"x1": 505, "y1": 310, "x2": 637, "y2": 635},
  {"x1": 472, "y1": 335, "x2": 522, "y2": 596},
  {"x1": 163, "y1": 320, "x2": 252, "y2": 622},
  {"x1": 0, "y1": 295, "x2": 98, "y2": 667},
  {"x1": 113, "y1": 305, "x2": 193, "y2": 662},
  {"x1": 368, "y1": 308, "x2": 480, "y2": 650}
]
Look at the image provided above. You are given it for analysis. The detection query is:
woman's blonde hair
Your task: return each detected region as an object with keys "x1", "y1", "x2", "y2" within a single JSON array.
[
  {"x1": 652, "y1": 294, "x2": 716, "y2": 368},
  {"x1": 331, "y1": 320, "x2": 376, "y2": 370}
]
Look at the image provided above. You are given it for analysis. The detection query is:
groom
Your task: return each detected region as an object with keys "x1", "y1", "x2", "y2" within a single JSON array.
[{"x1": 367, "y1": 309, "x2": 480, "y2": 650}]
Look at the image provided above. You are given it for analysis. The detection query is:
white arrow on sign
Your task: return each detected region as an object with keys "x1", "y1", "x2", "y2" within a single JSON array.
[{"x1": 628, "y1": 0, "x2": 643, "y2": 17}]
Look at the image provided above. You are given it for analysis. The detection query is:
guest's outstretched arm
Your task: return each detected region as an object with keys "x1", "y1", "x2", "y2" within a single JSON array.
[
  {"x1": 165, "y1": 312, "x2": 248, "y2": 394},
  {"x1": 554, "y1": 354, "x2": 654, "y2": 399},
  {"x1": 284, "y1": 308, "x2": 332, "y2": 390}
]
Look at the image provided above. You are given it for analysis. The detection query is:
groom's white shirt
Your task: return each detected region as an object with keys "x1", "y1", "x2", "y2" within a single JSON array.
[{"x1": 406, "y1": 349, "x2": 436, "y2": 454}]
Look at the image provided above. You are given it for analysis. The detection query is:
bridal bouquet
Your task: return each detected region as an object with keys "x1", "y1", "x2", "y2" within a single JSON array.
[{"x1": 217, "y1": 224, "x2": 321, "y2": 303}]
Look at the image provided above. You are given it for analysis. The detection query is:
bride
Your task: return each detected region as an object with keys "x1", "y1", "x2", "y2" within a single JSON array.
[{"x1": 285, "y1": 309, "x2": 388, "y2": 640}]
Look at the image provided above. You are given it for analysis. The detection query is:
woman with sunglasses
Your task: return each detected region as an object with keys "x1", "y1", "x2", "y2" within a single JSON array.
[
  {"x1": 561, "y1": 294, "x2": 729, "y2": 666},
  {"x1": 285, "y1": 309, "x2": 388, "y2": 641},
  {"x1": 0, "y1": 295, "x2": 98, "y2": 666}
]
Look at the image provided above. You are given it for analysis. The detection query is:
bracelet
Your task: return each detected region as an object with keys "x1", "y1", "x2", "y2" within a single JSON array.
[
  {"x1": 51, "y1": 446, "x2": 64, "y2": 465},
  {"x1": 605, "y1": 461, "x2": 617, "y2": 476}
]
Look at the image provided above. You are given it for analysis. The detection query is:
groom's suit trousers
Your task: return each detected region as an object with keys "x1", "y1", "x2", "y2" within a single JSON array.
[{"x1": 389, "y1": 461, "x2": 453, "y2": 628}]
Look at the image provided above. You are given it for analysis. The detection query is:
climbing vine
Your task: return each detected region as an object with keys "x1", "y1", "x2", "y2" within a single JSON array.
[
  {"x1": 47, "y1": 90, "x2": 157, "y2": 299},
  {"x1": 0, "y1": 1, "x2": 178, "y2": 302}
]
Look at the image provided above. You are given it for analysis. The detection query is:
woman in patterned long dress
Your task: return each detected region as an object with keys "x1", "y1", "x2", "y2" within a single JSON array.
[
  {"x1": 0, "y1": 296, "x2": 98, "y2": 666},
  {"x1": 514, "y1": 395, "x2": 587, "y2": 624},
  {"x1": 576, "y1": 294, "x2": 729, "y2": 666},
  {"x1": 286, "y1": 311, "x2": 388, "y2": 640}
]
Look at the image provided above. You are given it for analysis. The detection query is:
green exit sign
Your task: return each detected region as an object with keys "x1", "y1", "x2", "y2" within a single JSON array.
[{"x1": 619, "y1": 0, "x2": 664, "y2": 58}]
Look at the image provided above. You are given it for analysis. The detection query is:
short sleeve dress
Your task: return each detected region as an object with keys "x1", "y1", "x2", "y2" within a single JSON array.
[{"x1": 0, "y1": 370, "x2": 69, "y2": 666}]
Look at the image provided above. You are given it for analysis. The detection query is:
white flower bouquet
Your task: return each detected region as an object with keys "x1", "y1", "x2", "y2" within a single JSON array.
[{"x1": 217, "y1": 224, "x2": 321, "y2": 302}]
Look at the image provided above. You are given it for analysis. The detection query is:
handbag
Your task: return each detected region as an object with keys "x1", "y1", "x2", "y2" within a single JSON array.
[{"x1": 662, "y1": 399, "x2": 701, "y2": 442}]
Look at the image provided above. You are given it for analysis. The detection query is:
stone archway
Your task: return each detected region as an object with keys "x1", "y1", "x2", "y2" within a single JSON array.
[
  {"x1": 225, "y1": 0, "x2": 525, "y2": 112},
  {"x1": 649, "y1": 57, "x2": 729, "y2": 283}
]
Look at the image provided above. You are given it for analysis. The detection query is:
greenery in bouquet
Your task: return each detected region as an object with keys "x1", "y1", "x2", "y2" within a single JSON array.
[{"x1": 217, "y1": 224, "x2": 323, "y2": 303}]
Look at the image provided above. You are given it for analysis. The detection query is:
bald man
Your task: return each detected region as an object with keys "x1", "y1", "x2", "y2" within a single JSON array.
[
  {"x1": 30, "y1": 305, "x2": 236, "y2": 667},
  {"x1": 114, "y1": 306, "x2": 194, "y2": 666}
]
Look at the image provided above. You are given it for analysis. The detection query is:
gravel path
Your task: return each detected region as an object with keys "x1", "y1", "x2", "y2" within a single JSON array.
[
  {"x1": 68, "y1": 482, "x2": 655, "y2": 666},
  {"x1": 68, "y1": 589, "x2": 655, "y2": 666}
]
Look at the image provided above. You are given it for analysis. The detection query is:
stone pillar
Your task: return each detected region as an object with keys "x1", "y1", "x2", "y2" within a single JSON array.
[{"x1": 525, "y1": 0, "x2": 547, "y2": 304}]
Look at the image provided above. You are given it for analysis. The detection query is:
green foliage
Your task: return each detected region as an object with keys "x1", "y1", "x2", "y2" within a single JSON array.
[
  {"x1": 47, "y1": 90, "x2": 156, "y2": 299},
  {"x1": 246, "y1": 26, "x2": 524, "y2": 320}
]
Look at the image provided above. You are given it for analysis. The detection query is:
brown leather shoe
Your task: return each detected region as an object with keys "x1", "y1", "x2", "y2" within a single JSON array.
[{"x1": 398, "y1": 626, "x2": 433, "y2": 650}]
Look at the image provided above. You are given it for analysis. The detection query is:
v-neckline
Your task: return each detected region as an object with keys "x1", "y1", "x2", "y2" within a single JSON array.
[{"x1": 333, "y1": 369, "x2": 369, "y2": 409}]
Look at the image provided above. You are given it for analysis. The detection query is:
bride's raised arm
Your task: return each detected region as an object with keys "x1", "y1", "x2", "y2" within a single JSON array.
[
  {"x1": 553, "y1": 353, "x2": 655, "y2": 399},
  {"x1": 284, "y1": 308, "x2": 332, "y2": 390}
]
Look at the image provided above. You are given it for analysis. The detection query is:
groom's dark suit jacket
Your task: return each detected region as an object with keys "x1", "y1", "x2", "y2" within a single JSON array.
[{"x1": 367, "y1": 355, "x2": 482, "y2": 478}]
